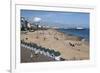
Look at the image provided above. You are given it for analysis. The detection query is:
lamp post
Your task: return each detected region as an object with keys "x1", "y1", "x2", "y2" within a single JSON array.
[{"x1": 33, "y1": 17, "x2": 41, "y2": 39}]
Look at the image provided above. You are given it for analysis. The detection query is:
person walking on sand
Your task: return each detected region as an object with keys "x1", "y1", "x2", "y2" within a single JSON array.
[{"x1": 27, "y1": 22, "x2": 31, "y2": 31}]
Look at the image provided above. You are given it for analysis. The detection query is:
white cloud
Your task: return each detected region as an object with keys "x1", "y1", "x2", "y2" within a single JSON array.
[{"x1": 33, "y1": 17, "x2": 41, "y2": 22}]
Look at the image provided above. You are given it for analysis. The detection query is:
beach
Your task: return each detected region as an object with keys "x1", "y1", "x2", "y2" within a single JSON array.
[{"x1": 21, "y1": 29, "x2": 89, "y2": 61}]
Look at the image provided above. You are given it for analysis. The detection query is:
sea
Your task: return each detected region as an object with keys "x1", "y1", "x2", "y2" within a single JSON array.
[{"x1": 57, "y1": 28, "x2": 89, "y2": 41}]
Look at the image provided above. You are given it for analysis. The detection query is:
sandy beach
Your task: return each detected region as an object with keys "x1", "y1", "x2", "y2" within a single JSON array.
[{"x1": 21, "y1": 29, "x2": 89, "y2": 61}]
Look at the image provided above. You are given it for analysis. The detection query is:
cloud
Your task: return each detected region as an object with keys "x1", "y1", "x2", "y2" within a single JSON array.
[{"x1": 33, "y1": 17, "x2": 42, "y2": 22}]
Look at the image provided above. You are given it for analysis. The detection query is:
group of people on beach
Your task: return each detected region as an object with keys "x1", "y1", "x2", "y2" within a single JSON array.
[{"x1": 69, "y1": 42, "x2": 82, "y2": 47}]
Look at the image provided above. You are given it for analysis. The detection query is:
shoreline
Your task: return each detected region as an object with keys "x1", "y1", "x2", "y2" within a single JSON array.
[{"x1": 56, "y1": 28, "x2": 89, "y2": 42}]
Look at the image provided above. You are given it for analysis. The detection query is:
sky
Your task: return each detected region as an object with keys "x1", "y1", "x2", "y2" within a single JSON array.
[{"x1": 21, "y1": 9, "x2": 90, "y2": 28}]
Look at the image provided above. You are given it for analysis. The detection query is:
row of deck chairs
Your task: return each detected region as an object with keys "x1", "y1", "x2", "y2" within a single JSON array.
[{"x1": 21, "y1": 40, "x2": 62, "y2": 61}]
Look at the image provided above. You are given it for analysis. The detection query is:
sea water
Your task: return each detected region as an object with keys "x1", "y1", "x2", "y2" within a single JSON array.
[{"x1": 57, "y1": 29, "x2": 89, "y2": 41}]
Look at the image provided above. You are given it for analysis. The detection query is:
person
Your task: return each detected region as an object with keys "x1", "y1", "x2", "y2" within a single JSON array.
[
  {"x1": 69, "y1": 42, "x2": 75, "y2": 47},
  {"x1": 27, "y1": 22, "x2": 31, "y2": 31}
]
